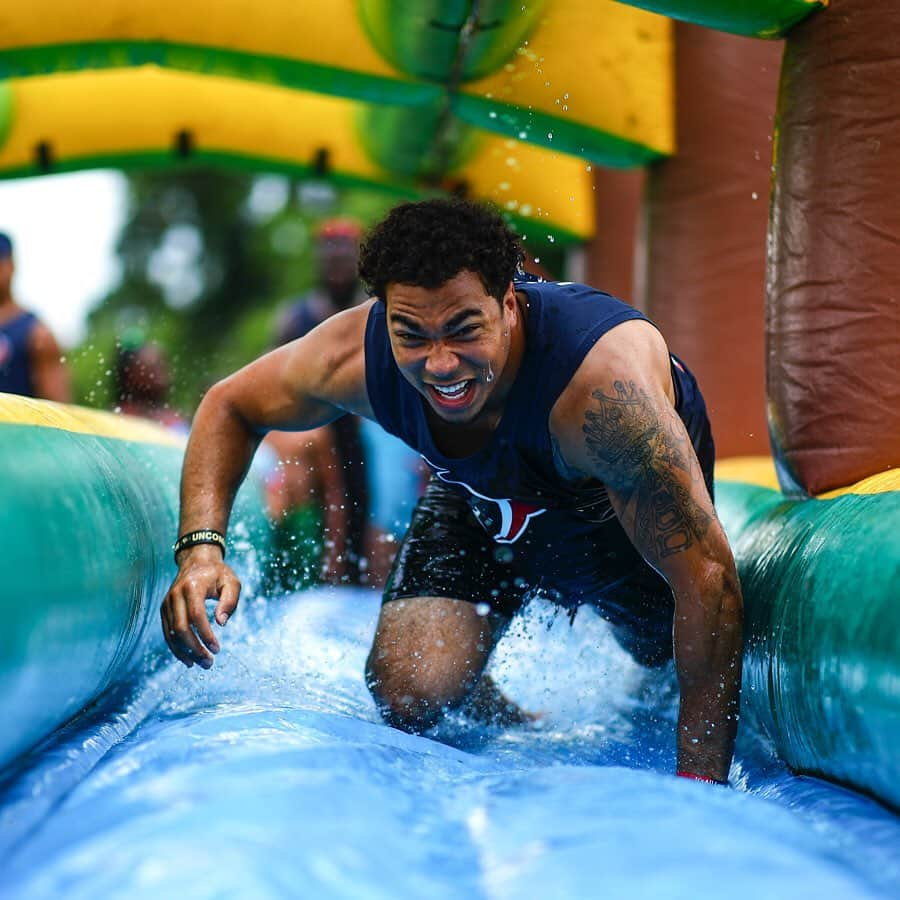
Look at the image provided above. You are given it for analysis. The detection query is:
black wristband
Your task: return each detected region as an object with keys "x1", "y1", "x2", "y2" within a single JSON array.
[{"x1": 173, "y1": 529, "x2": 226, "y2": 563}]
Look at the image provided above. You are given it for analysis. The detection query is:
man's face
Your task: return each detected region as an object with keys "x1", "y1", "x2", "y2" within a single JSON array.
[
  {"x1": 317, "y1": 236, "x2": 359, "y2": 294},
  {"x1": 128, "y1": 345, "x2": 171, "y2": 403},
  {"x1": 385, "y1": 270, "x2": 517, "y2": 426}
]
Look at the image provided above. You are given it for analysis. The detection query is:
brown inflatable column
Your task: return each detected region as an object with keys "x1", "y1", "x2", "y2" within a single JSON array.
[
  {"x1": 768, "y1": 0, "x2": 900, "y2": 495},
  {"x1": 641, "y1": 23, "x2": 781, "y2": 459},
  {"x1": 585, "y1": 167, "x2": 644, "y2": 304}
]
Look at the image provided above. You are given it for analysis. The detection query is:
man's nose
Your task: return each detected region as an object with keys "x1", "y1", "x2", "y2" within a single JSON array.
[{"x1": 424, "y1": 342, "x2": 459, "y2": 379}]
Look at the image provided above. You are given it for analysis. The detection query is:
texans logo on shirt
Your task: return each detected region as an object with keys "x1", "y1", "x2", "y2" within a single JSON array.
[{"x1": 424, "y1": 456, "x2": 546, "y2": 544}]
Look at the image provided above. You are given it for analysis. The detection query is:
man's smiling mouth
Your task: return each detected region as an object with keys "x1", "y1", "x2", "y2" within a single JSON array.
[
  {"x1": 431, "y1": 380, "x2": 470, "y2": 398},
  {"x1": 427, "y1": 379, "x2": 477, "y2": 408}
]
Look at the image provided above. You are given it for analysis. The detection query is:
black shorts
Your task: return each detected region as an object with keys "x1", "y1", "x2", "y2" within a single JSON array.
[{"x1": 383, "y1": 477, "x2": 680, "y2": 666}]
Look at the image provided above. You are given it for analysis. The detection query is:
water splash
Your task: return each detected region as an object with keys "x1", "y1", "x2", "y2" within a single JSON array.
[{"x1": 2, "y1": 591, "x2": 898, "y2": 899}]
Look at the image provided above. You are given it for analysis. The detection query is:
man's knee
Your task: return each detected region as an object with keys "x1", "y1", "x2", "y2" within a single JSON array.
[
  {"x1": 365, "y1": 648, "x2": 460, "y2": 732},
  {"x1": 365, "y1": 595, "x2": 495, "y2": 731}
]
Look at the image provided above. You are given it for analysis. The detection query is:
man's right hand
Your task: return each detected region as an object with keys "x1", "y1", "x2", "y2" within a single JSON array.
[{"x1": 161, "y1": 545, "x2": 242, "y2": 669}]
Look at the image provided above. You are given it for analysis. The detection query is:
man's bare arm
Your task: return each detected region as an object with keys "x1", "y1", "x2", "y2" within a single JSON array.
[
  {"x1": 30, "y1": 321, "x2": 71, "y2": 403},
  {"x1": 176, "y1": 304, "x2": 371, "y2": 537},
  {"x1": 162, "y1": 303, "x2": 373, "y2": 668},
  {"x1": 552, "y1": 321, "x2": 743, "y2": 782}
]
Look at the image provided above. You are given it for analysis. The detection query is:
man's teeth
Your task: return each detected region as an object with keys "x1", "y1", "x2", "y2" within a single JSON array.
[{"x1": 433, "y1": 380, "x2": 469, "y2": 397}]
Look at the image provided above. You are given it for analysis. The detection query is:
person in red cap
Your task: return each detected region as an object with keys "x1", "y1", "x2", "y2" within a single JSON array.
[
  {"x1": 113, "y1": 331, "x2": 187, "y2": 433},
  {"x1": 267, "y1": 216, "x2": 419, "y2": 589},
  {"x1": 267, "y1": 217, "x2": 371, "y2": 586},
  {"x1": 275, "y1": 218, "x2": 368, "y2": 337},
  {"x1": 0, "y1": 231, "x2": 70, "y2": 402}
]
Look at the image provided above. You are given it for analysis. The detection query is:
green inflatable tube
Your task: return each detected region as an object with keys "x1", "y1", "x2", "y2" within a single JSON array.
[
  {"x1": 357, "y1": 0, "x2": 546, "y2": 83},
  {"x1": 0, "y1": 43, "x2": 441, "y2": 108},
  {"x1": 0, "y1": 408, "x2": 270, "y2": 770},
  {"x1": 0, "y1": 83, "x2": 13, "y2": 152},
  {"x1": 716, "y1": 479, "x2": 900, "y2": 810},
  {"x1": 357, "y1": 101, "x2": 481, "y2": 179},
  {"x1": 620, "y1": 0, "x2": 823, "y2": 38}
]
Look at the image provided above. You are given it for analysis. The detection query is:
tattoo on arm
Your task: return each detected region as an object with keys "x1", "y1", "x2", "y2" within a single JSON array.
[{"x1": 582, "y1": 380, "x2": 712, "y2": 562}]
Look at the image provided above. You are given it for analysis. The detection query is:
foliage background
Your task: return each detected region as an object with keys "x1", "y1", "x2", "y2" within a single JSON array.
[{"x1": 70, "y1": 167, "x2": 565, "y2": 417}]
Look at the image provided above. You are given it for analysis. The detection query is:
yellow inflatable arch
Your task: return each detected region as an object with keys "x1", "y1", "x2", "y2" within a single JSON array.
[
  {"x1": 0, "y1": 0, "x2": 681, "y2": 244},
  {"x1": 0, "y1": 67, "x2": 594, "y2": 242}
]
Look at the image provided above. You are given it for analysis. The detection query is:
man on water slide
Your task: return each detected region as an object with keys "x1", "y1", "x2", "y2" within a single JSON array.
[{"x1": 162, "y1": 199, "x2": 743, "y2": 785}]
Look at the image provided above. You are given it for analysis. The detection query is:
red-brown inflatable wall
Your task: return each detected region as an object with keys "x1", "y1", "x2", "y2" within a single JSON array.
[
  {"x1": 641, "y1": 23, "x2": 781, "y2": 460},
  {"x1": 586, "y1": 168, "x2": 644, "y2": 305},
  {"x1": 767, "y1": 0, "x2": 900, "y2": 495}
]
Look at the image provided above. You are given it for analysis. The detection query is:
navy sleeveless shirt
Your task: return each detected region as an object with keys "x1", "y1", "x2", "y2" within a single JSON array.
[
  {"x1": 0, "y1": 311, "x2": 37, "y2": 397},
  {"x1": 364, "y1": 276, "x2": 713, "y2": 543}
]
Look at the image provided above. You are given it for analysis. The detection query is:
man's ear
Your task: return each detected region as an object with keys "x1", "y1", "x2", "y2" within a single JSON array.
[{"x1": 503, "y1": 280, "x2": 517, "y2": 310}]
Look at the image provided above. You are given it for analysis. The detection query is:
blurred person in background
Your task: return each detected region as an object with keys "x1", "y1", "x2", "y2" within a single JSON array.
[
  {"x1": 264, "y1": 306, "x2": 363, "y2": 590},
  {"x1": 266, "y1": 217, "x2": 422, "y2": 589},
  {"x1": 269, "y1": 217, "x2": 371, "y2": 587},
  {"x1": 281, "y1": 217, "x2": 370, "y2": 324},
  {"x1": 113, "y1": 330, "x2": 187, "y2": 433},
  {"x1": 0, "y1": 231, "x2": 71, "y2": 402}
]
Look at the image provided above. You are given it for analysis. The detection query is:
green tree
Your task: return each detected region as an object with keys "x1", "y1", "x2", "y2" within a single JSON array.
[
  {"x1": 71, "y1": 165, "x2": 563, "y2": 416},
  {"x1": 71, "y1": 167, "x2": 397, "y2": 415}
]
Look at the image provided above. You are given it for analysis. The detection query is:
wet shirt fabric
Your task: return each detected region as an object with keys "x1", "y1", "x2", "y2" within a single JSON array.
[
  {"x1": 0, "y1": 312, "x2": 37, "y2": 397},
  {"x1": 364, "y1": 276, "x2": 715, "y2": 660}
]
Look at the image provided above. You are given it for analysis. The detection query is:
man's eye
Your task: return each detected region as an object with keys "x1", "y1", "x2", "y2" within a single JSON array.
[
  {"x1": 397, "y1": 332, "x2": 423, "y2": 343},
  {"x1": 454, "y1": 325, "x2": 480, "y2": 338}
]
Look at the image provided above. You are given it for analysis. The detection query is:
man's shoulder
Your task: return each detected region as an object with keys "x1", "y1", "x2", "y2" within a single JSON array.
[
  {"x1": 297, "y1": 299, "x2": 374, "y2": 341},
  {"x1": 0, "y1": 303, "x2": 35, "y2": 329},
  {"x1": 514, "y1": 275, "x2": 631, "y2": 304},
  {"x1": 554, "y1": 319, "x2": 673, "y2": 418},
  {"x1": 517, "y1": 277, "x2": 644, "y2": 337},
  {"x1": 27, "y1": 317, "x2": 61, "y2": 353}
]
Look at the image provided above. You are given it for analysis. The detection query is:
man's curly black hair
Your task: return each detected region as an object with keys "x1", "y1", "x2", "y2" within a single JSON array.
[{"x1": 358, "y1": 198, "x2": 523, "y2": 303}]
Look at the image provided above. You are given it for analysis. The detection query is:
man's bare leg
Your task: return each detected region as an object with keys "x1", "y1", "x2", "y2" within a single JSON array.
[
  {"x1": 365, "y1": 596, "x2": 497, "y2": 732},
  {"x1": 462, "y1": 674, "x2": 539, "y2": 726}
]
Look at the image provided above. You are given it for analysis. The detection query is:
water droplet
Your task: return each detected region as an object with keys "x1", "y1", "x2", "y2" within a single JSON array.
[
  {"x1": 475, "y1": 602, "x2": 491, "y2": 617},
  {"x1": 489, "y1": 111, "x2": 497, "y2": 119},
  {"x1": 752, "y1": 192, "x2": 759, "y2": 200},
  {"x1": 547, "y1": 132, "x2": 553, "y2": 141}
]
